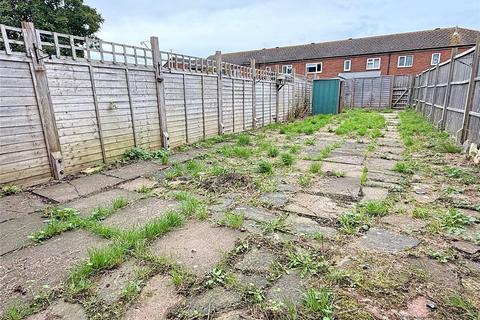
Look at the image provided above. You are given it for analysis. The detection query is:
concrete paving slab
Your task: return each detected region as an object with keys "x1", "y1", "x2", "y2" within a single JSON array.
[
  {"x1": 33, "y1": 174, "x2": 123, "y2": 203},
  {"x1": 118, "y1": 177, "x2": 157, "y2": 192},
  {"x1": 365, "y1": 158, "x2": 397, "y2": 172},
  {"x1": 266, "y1": 271, "x2": 305, "y2": 305},
  {"x1": 102, "y1": 197, "x2": 179, "y2": 229},
  {"x1": 284, "y1": 193, "x2": 349, "y2": 220},
  {"x1": 234, "y1": 206, "x2": 279, "y2": 223},
  {"x1": 0, "y1": 230, "x2": 108, "y2": 315},
  {"x1": 103, "y1": 161, "x2": 166, "y2": 180},
  {"x1": 184, "y1": 287, "x2": 242, "y2": 316},
  {"x1": 355, "y1": 228, "x2": 420, "y2": 252},
  {"x1": 259, "y1": 192, "x2": 288, "y2": 208},
  {"x1": 95, "y1": 260, "x2": 137, "y2": 305},
  {"x1": 65, "y1": 189, "x2": 142, "y2": 217},
  {"x1": 380, "y1": 215, "x2": 427, "y2": 233},
  {"x1": 311, "y1": 176, "x2": 361, "y2": 200},
  {"x1": 27, "y1": 301, "x2": 87, "y2": 320},
  {"x1": 124, "y1": 275, "x2": 181, "y2": 320},
  {"x1": 321, "y1": 162, "x2": 362, "y2": 178},
  {"x1": 234, "y1": 248, "x2": 276, "y2": 273},
  {"x1": 286, "y1": 214, "x2": 338, "y2": 238},
  {"x1": 0, "y1": 193, "x2": 45, "y2": 222},
  {"x1": 151, "y1": 221, "x2": 243, "y2": 275},
  {"x1": 324, "y1": 153, "x2": 364, "y2": 166},
  {"x1": 0, "y1": 213, "x2": 44, "y2": 255}
]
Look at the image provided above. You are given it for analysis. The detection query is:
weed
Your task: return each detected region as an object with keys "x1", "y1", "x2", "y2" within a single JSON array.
[
  {"x1": 327, "y1": 170, "x2": 346, "y2": 178},
  {"x1": 206, "y1": 267, "x2": 230, "y2": 287},
  {"x1": 288, "y1": 248, "x2": 327, "y2": 277},
  {"x1": 89, "y1": 197, "x2": 129, "y2": 221},
  {"x1": 358, "y1": 200, "x2": 390, "y2": 217},
  {"x1": 279, "y1": 114, "x2": 332, "y2": 136},
  {"x1": 221, "y1": 211, "x2": 244, "y2": 229},
  {"x1": 3, "y1": 303, "x2": 32, "y2": 320},
  {"x1": 123, "y1": 147, "x2": 169, "y2": 164},
  {"x1": 445, "y1": 167, "x2": 476, "y2": 184},
  {"x1": 308, "y1": 141, "x2": 342, "y2": 161},
  {"x1": 428, "y1": 248, "x2": 455, "y2": 263},
  {"x1": 178, "y1": 194, "x2": 208, "y2": 219},
  {"x1": 304, "y1": 137, "x2": 316, "y2": 146},
  {"x1": 394, "y1": 160, "x2": 418, "y2": 174},
  {"x1": 309, "y1": 162, "x2": 322, "y2": 174},
  {"x1": 237, "y1": 134, "x2": 251, "y2": 146},
  {"x1": 444, "y1": 294, "x2": 479, "y2": 320},
  {"x1": 412, "y1": 207, "x2": 430, "y2": 219},
  {"x1": 112, "y1": 197, "x2": 129, "y2": 210},
  {"x1": 339, "y1": 211, "x2": 369, "y2": 234},
  {"x1": 258, "y1": 160, "x2": 273, "y2": 174},
  {"x1": 298, "y1": 174, "x2": 313, "y2": 187},
  {"x1": 438, "y1": 140, "x2": 462, "y2": 154},
  {"x1": 335, "y1": 109, "x2": 386, "y2": 137},
  {"x1": 442, "y1": 186, "x2": 464, "y2": 195},
  {"x1": 267, "y1": 146, "x2": 279, "y2": 157},
  {"x1": 360, "y1": 165, "x2": 368, "y2": 186},
  {"x1": 165, "y1": 163, "x2": 185, "y2": 180},
  {"x1": 246, "y1": 287, "x2": 265, "y2": 304},
  {"x1": 289, "y1": 145, "x2": 302, "y2": 154},
  {"x1": 370, "y1": 128, "x2": 383, "y2": 139},
  {"x1": 267, "y1": 261, "x2": 284, "y2": 281},
  {"x1": 261, "y1": 216, "x2": 291, "y2": 233},
  {"x1": 170, "y1": 268, "x2": 191, "y2": 286},
  {"x1": 136, "y1": 185, "x2": 152, "y2": 194},
  {"x1": 121, "y1": 280, "x2": 143, "y2": 301},
  {"x1": 281, "y1": 153, "x2": 295, "y2": 166},
  {"x1": 185, "y1": 160, "x2": 203, "y2": 177},
  {"x1": 29, "y1": 219, "x2": 78, "y2": 242},
  {"x1": 1, "y1": 185, "x2": 21, "y2": 196},
  {"x1": 303, "y1": 287, "x2": 334, "y2": 318},
  {"x1": 438, "y1": 209, "x2": 477, "y2": 234}
]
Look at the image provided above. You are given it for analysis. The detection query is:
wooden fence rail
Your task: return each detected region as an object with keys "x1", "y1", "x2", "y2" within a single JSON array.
[
  {"x1": 412, "y1": 41, "x2": 479, "y2": 145},
  {"x1": 0, "y1": 22, "x2": 312, "y2": 187}
]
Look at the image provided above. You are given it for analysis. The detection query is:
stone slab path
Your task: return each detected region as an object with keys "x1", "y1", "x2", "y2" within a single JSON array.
[{"x1": 1, "y1": 111, "x2": 479, "y2": 319}]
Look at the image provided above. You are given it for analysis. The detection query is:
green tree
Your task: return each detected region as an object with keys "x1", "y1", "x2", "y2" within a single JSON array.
[{"x1": 0, "y1": 0, "x2": 103, "y2": 36}]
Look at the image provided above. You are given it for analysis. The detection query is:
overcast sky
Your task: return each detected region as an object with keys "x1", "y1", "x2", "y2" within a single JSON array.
[{"x1": 85, "y1": 0, "x2": 480, "y2": 58}]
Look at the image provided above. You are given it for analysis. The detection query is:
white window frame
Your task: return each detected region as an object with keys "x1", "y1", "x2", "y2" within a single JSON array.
[
  {"x1": 366, "y1": 57, "x2": 381, "y2": 70},
  {"x1": 343, "y1": 59, "x2": 351, "y2": 71},
  {"x1": 306, "y1": 62, "x2": 322, "y2": 73},
  {"x1": 397, "y1": 55, "x2": 414, "y2": 68},
  {"x1": 281, "y1": 65, "x2": 292, "y2": 74},
  {"x1": 431, "y1": 53, "x2": 441, "y2": 65}
]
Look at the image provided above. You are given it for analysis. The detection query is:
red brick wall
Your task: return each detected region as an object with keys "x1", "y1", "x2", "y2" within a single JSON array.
[{"x1": 258, "y1": 47, "x2": 472, "y2": 79}]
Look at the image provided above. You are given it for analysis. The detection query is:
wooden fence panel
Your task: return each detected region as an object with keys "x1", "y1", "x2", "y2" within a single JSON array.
[
  {"x1": 222, "y1": 78, "x2": 234, "y2": 133},
  {"x1": 0, "y1": 59, "x2": 51, "y2": 185},
  {"x1": 46, "y1": 63, "x2": 103, "y2": 173},
  {"x1": 163, "y1": 73, "x2": 187, "y2": 147},
  {"x1": 184, "y1": 74, "x2": 204, "y2": 143},
  {"x1": 233, "y1": 79, "x2": 244, "y2": 132},
  {"x1": 244, "y1": 80, "x2": 254, "y2": 130},
  {"x1": 255, "y1": 82, "x2": 264, "y2": 127},
  {"x1": 203, "y1": 75, "x2": 219, "y2": 138}
]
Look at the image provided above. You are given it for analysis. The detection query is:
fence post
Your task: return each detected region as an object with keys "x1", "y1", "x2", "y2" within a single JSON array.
[
  {"x1": 251, "y1": 58, "x2": 257, "y2": 129},
  {"x1": 427, "y1": 64, "x2": 440, "y2": 121},
  {"x1": 22, "y1": 21, "x2": 64, "y2": 180},
  {"x1": 407, "y1": 75, "x2": 415, "y2": 106},
  {"x1": 275, "y1": 66, "x2": 280, "y2": 122},
  {"x1": 460, "y1": 38, "x2": 480, "y2": 143},
  {"x1": 215, "y1": 51, "x2": 224, "y2": 134},
  {"x1": 439, "y1": 47, "x2": 458, "y2": 130},
  {"x1": 150, "y1": 36, "x2": 169, "y2": 148}
]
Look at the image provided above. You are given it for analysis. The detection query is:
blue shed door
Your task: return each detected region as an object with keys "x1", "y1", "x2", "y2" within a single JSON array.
[{"x1": 312, "y1": 79, "x2": 341, "y2": 115}]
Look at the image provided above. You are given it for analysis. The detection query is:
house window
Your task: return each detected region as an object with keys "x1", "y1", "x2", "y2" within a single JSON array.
[
  {"x1": 397, "y1": 55, "x2": 414, "y2": 68},
  {"x1": 282, "y1": 65, "x2": 292, "y2": 74},
  {"x1": 265, "y1": 66, "x2": 272, "y2": 72},
  {"x1": 306, "y1": 62, "x2": 322, "y2": 73},
  {"x1": 344, "y1": 60, "x2": 351, "y2": 71},
  {"x1": 431, "y1": 53, "x2": 441, "y2": 65},
  {"x1": 366, "y1": 58, "x2": 381, "y2": 70}
]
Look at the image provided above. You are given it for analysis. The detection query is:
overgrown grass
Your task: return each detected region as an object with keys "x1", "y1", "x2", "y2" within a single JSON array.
[
  {"x1": 444, "y1": 294, "x2": 479, "y2": 320},
  {"x1": 278, "y1": 114, "x2": 332, "y2": 135},
  {"x1": 219, "y1": 145, "x2": 253, "y2": 158},
  {"x1": 339, "y1": 211, "x2": 370, "y2": 234},
  {"x1": 267, "y1": 146, "x2": 279, "y2": 158},
  {"x1": 220, "y1": 211, "x2": 245, "y2": 229},
  {"x1": 258, "y1": 160, "x2": 273, "y2": 174},
  {"x1": 261, "y1": 216, "x2": 291, "y2": 233},
  {"x1": 335, "y1": 109, "x2": 386, "y2": 137},
  {"x1": 303, "y1": 287, "x2": 334, "y2": 319},
  {"x1": 175, "y1": 192, "x2": 208, "y2": 219},
  {"x1": 123, "y1": 147, "x2": 170, "y2": 164},
  {"x1": 281, "y1": 153, "x2": 295, "y2": 166},
  {"x1": 237, "y1": 134, "x2": 251, "y2": 146},
  {"x1": 398, "y1": 109, "x2": 461, "y2": 153},
  {"x1": 444, "y1": 167, "x2": 476, "y2": 185},
  {"x1": 438, "y1": 209, "x2": 477, "y2": 234},
  {"x1": 358, "y1": 200, "x2": 390, "y2": 217},
  {"x1": 307, "y1": 141, "x2": 342, "y2": 161},
  {"x1": 309, "y1": 162, "x2": 322, "y2": 174},
  {"x1": 288, "y1": 248, "x2": 327, "y2": 277}
]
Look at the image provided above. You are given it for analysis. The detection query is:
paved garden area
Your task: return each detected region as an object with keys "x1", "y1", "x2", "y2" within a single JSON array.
[{"x1": 1, "y1": 109, "x2": 479, "y2": 320}]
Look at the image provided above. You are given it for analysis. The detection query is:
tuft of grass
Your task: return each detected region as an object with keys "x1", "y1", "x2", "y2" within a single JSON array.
[
  {"x1": 298, "y1": 174, "x2": 313, "y2": 187},
  {"x1": 281, "y1": 153, "x2": 295, "y2": 166},
  {"x1": 444, "y1": 294, "x2": 479, "y2": 320},
  {"x1": 360, "y1": 165, "x2": 368, "y2": 186},
  {"x1": 165, "y1": 163, "x2": 185, "y2": 180},
  {"x1": 412, "y1": 207, "x2": 430, "y2": 219},
  {"x1": 438, "y1": 209, "x2": 477, "y2": 234},
  {"x1": 309, "y1": 162, "x2": 322, "y2": 174},
  {"x1": 1, "y1": 184, "x2": 21, "y2": 196},
  {"x1": 237, "y1": 134, "x2": 251, "y2": 146},
  {"x1": 170, "y1": 268, "x2": 191, "y2": 286},
  {"x1": 288, "y1": 145, "x2": 302, "y2": 154},
  {"x1": 445, "y1": 167, "x2": 476, "y2": 185},
  {"x1": 304, "y1": 137, "x2": 316, "y2": 146},
  {"x1": 358, "y1": 200, "x2": 390, "y2": 217},
  {"x1": 267, "y1": 146, "x2": 279, "y2": 158},
  {"x1": 261, "y1": 216, "x2": 291, "y2": 233},
  {"x1": 258, "y1": 160, "x2": 273, "y2": 174},
  {"x1": 143, "y1": 211, "x2": 183, "y2": 240},
  {"x1": 335, "y1": 109, "x2": 386, "y2": 137},
  {"x1": 3, "y1": 303, "x2": 33, "y2": 320},
  {"x1": 221, "y1": 211, "x2": 245, "y2": 229},
  {"x1": 185, "y1": 160, "x2": 204, "y2": 177},
  {"x1": 303, "y1": 287, "x2": 334, "y2": 318},
  {"x1": 288, "y1": 248, "x2": 327, "y2": 277},
  {"x1": 179, "y1": 196, "x2": 208, "y2": 219},
  {"x1": 30, "y1": 207, "x2": 81, "y2": 242},
  {"x1": 393, "y1": 160, "x2": 418, "y2": 174},
  {"x1": 219, "y1": 145, "x2": 253, "y2": 158},
  {"x1": 121, "y1": 280, "x2": 143, "y2": 302},
  {"x1": 278, "y1": 114, "x2": 332, "y2": 136},
  {"x1": 308, "y1": 141, "x2": 342, "y2": 161}
]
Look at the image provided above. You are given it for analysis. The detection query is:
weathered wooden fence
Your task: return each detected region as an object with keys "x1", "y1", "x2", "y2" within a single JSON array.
[
  {"x1": 0, "y1": 22, "x2": 312, "y2": 187},
  {"x1": 412, "y1": 43, "x2": 479, "y2": 145},
  {"x1": 341, "y1": 75, "x2": 412, "y2": 109}
]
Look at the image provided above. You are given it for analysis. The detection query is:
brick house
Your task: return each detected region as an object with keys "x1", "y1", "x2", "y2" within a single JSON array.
[{"x1": 216, "y1": 27, "x2": 479, "y2": 79}]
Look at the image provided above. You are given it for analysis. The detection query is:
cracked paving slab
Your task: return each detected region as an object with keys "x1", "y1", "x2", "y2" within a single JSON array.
[
  {"x1": 0, "y1": 230, "x2": 109, "y2": 315},
  {"x1": 32, "y1": 174, "x2": 123, "y2": 203},
  {"x1": 103, "y1": 161, "x2": 167, "y2": 180},
  {"x1": 0, "y1": 193, "x2": 46, "y2": 222}
]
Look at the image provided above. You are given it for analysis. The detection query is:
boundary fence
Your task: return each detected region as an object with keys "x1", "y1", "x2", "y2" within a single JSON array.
[
  {"x1": 0, "y1": 22, "x2": 312, "y2": 187},
  {"x1": 412, "y1": 43, "x2": 479, "y2": 145},
  {"x1": 341, "y1": 75, "x2": 413, "y2": 109}
]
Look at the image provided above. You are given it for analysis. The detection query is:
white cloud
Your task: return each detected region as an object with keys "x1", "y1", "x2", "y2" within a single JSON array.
[{"x1": 86, "y1": 0, "x2": 480, "y2": 58}]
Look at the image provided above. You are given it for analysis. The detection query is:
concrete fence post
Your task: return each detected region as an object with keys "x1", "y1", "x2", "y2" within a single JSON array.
[
  {"x1": 215, "y1": 51, "x2": 224, "y2": 134},
  {"x1": 251, "y1": 58, "x2": 257, "y2": 129}
]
